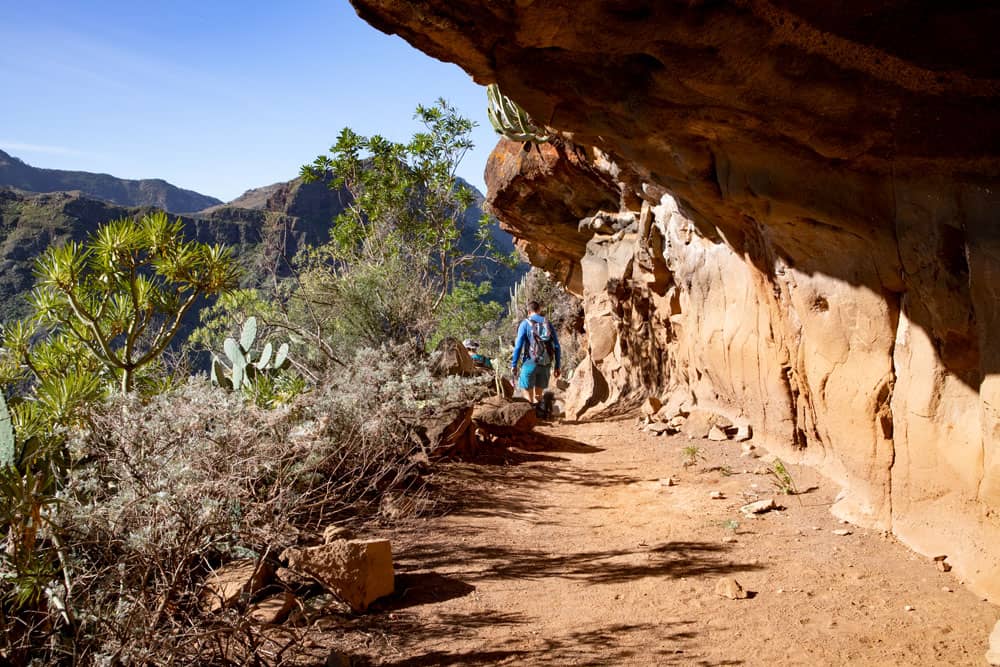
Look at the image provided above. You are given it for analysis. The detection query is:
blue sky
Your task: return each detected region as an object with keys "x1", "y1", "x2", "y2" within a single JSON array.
[{"x1": 0, "y1": 0, "x2": 498, "y2": 201}]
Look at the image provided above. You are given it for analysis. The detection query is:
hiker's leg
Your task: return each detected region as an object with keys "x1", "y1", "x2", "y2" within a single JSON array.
[
  {"x1": 532, "y1": 365, "x2": 551, "y2": 404},
  {"x1": 518, "y1": 361, "x2": 536, "y2": 401}
]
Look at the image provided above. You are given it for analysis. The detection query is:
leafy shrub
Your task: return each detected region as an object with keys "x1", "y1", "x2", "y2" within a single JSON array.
[{"x1": 0, "y1": 348, "x2": 483, "y2": 664}]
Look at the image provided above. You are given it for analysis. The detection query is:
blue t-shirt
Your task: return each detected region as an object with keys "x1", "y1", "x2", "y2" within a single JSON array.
[{"x1": 511, "y1": 314, "x2": 561, "y2": 369}]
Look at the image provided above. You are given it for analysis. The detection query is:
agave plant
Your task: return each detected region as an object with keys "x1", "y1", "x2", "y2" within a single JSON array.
[{"x1": 486, "y1": 84, "x2": 550, "y2": 143}]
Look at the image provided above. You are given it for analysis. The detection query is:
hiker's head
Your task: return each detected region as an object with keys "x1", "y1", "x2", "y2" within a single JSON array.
[
  {"x1": 527, "y1": 301, "x2": 541, "y2": 315},
  {"x1": 462, "y1": 339, "x2": 479, "y2": 351}
]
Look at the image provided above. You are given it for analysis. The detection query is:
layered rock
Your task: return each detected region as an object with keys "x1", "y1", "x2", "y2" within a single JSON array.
[{"x1": 349, "y1": 0, "x2": 1000, "y2": 601}]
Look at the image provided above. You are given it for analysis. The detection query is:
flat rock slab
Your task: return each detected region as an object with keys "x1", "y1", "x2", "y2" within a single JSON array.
[
  {"x1": 248, "y1": 592, "x2": 296, "y2": 624},
  {"x1": 282, "y1": 539, "x2": 394, "y2": 612},
  {"x1": 201, "y1": 559, "x2": 273, "y2": 613}
]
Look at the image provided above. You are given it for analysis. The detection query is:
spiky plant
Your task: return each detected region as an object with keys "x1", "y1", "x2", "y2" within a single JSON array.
[
  {"x1": 486, "y1": 84, "x2": 550, "y2": 144},
  {"x1": 24, "y1": 212, "x2": 240, "y2": 393}
]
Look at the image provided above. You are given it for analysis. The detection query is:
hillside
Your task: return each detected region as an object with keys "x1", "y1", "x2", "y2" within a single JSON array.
[
  {"x1": 0, "y1": 175, "x2": 524, "y2": 323},
  {"x1": 0, "y1": 149, "x2": 222, "y2": 213}
]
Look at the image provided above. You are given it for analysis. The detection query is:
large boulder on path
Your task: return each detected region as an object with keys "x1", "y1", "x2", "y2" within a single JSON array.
[
  {"x1": 281, "y1": 539, "x2": 394, "y2": 612},
  {"x1": 431, "y1": 337, "x2": 478, "y2": 377},
  {"x1": 472, "y1": 395, "x2": 537, "y2": 436},
  {"x1": 682, "y1": 409, "x2": 733, "y2": 439},
  {"x1": 405, "y1": 402, "x2": 474, "y2": 459}
]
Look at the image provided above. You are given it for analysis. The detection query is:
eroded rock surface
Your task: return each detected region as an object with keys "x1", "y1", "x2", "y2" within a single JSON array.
[{"x1": 350, "y1": 0, "x2": 1000, "y2": 601}]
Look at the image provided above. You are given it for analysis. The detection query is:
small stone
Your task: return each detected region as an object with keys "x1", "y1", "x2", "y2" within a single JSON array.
[
  {"x1": 721, "y1": 536, "x2": 737, "y2": 543},
  {"x1": 776, "y1": 588, "x2": 784, "y2": 593},
  {"x1": 740, "y1": 443, "x2": 758, "y2": 458},
  {"x1": 904, "y1": 605, "x2": 915, "y2": 612},
  {"x1": 659, "y1": 477, "x2": 676, "y2": 487},
  {"x1": 641, "y1": 396, "x2": 663, "y2": 417},
  {"x1": 740, "y1": 498, "x2": 777, "y2": 515},
  {"x1": 942, "y1": 586, "x2": 953, "y2": 593},
  {"x1": 645, "y1": 422, "x2": 676, "y2": 435},
  {"x1": 936, "y1": 560, "x2": 952, "y2": 572},
  {"x1": 707, "y1": 425, "x2": 729, "y2": 441},
  {"x1": 734, "y1": 424, "x2": 753, "y2": 442},
  {"x1": 710, "y1": 490, "x2": 725, "y2": 499},
  {"x1": 986, "y1": 620, "x2": 1000, "y2": 665},
  {"x1": 832, "y1": 529, "x2": 852, "y2": 536},
  {"x1": 811, "y1": 526, "x2": 822, "y2": 531},
  {"x1": 715, "y1": 577, "x2": 748, "y2": 600},
  {"x1": 248, "y1": 592, "x2": 296, "y2": 624},
  {"x1": 932, "y1": 554, "x2": 948, "y2": 562}
]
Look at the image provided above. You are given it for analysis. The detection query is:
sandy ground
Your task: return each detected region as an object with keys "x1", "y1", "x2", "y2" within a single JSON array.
[{"x1": 321, "y1": 418, "x2": 997, "y2": 666}]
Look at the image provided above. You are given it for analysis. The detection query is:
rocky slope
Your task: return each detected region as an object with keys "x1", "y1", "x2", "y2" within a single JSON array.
[
  {"x1": 0, "y1": 149, "x2": 222, "y2": 212},
  {"x1": 350, "y1": 0, "x2": 1000, "y2": 601},
  {"x1": 0, "y1": 173, "x2": 522, "y2": 322}
]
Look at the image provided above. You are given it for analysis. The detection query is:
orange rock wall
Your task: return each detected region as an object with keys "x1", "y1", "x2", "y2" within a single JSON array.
[{"x1": 350, "y1": 0, "x2": 1000, "y2": 601}]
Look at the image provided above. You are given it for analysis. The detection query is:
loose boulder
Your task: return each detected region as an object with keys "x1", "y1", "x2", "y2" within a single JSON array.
[
  {"x1": 201, "y1": 559, "x2": 274, "y2": 613},
  {"x1": 472, "y1": 395, "x2": 537, "y2": 437},
  {"x1": 406, "y1": 402, "x2": 474, "y2": 458},
  {"x1": 281, "y1": 539, "x2": 395, "y2": 612},
  {"x1": 248, "y1": 592, "x2": 296, "y2": 624},
  {"x1": 682, "y1": 410, "x2": 733, "y2": 439},
  {"x1": 431, "y1": 337, "x2": 478, "y2": 377}
]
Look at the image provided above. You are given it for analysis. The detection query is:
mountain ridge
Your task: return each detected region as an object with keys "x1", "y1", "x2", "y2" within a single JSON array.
[{"x1": 0, "y1": 149, "x2": 222, "y2": 213}]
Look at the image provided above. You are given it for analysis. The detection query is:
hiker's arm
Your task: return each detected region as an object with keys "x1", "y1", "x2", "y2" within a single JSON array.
[{"x1": 511, "y1": 322, "x2": 526, "y2": 370}]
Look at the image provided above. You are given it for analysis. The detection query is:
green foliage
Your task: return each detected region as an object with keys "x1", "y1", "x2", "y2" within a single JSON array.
[
  {"x1": 3, "y1": 212, "x2": 240, "y2": 394},
  {"x1": 486, "y1": 84, "x2": 550, "y2": 143},
  {"x1": 682, "y1": 444, "x2": 704, "y2": 468},
  {"x1": 211, "y1": 316, "x2": 292, "y2": 393},
  {"x1": 767, "y1": 457, "x2": 799, "y2": 495},
  {"x1": 295, "y1": 99, "x2": 514, "y2": 359},
  {"x1": 429, "y1": 280, "x2": 503, "y2": 351}
]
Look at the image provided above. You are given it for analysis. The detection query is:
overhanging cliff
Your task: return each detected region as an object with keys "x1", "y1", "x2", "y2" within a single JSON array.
[{"x1": 350, "y1": 0, "x2": 1000, "y2": 602}]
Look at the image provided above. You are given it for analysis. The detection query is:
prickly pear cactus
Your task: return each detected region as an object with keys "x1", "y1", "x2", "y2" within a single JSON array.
[
  {"x1": 211, "y1": 317, "x2": 292, "y2": 391},
  {"x1": 487, "y1": 84, "x2": 550, "y2": 144}
]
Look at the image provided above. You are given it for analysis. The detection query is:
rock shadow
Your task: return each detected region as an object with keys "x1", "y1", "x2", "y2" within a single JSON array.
[{"x1": 379, "y1": 572, "x2": 476, "y2": 610}]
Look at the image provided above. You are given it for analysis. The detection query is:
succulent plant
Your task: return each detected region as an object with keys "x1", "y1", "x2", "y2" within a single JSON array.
[
  {"x1": 486, "y1": 84, "x2": 550, "y2": 144},
  {"x1": 0, "y1": 391, "x2": 13, "y2": 468},
  {"x1": 211, "y1": 317, "x2": 291, "y2": 391}
]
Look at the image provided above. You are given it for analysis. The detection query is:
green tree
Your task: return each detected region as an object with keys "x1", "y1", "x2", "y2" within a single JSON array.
[
  {"x1": 294, "y1": 99, "x2": 514, "y2": 356},
  {"x1": 0, "y1": 212, "x2": 240, "y2": 393}
]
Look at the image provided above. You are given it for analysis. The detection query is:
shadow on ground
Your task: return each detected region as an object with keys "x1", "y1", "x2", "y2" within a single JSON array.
[{"x1": 327, "y1": 428, "x2": 754, "y2": 666}]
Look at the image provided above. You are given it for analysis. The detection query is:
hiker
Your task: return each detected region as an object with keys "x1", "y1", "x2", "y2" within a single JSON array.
[
  {"x1": 463, "y1": 339, "x2": 493, "y2": 370},
  {"x1": 510, "y1": 301, "x2": 561, "y2": 416}
]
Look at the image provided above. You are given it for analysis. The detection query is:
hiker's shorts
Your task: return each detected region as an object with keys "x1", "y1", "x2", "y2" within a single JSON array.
[{"x1": 518, "y1": 360, "x2": 551, "y2": 390}]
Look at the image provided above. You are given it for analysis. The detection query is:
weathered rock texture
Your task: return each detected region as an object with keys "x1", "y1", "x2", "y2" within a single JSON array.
[{"x1": 350, "y1": 0, "x2": 1000, "y2": 601}]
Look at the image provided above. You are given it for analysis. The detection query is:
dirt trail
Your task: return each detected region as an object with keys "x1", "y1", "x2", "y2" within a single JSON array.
[{"x1": 350, "y1": 419, "x2": 997, "y2": 665}]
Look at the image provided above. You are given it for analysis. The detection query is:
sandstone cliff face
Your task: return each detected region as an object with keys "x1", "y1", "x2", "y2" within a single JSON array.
[{"x1": 350, "y1": 0, "x2": 1000, "y2": 601}]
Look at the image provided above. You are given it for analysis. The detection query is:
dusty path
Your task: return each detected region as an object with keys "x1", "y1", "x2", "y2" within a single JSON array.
[{"x1": 346, "y1": 419, "x2": 997, "y2": 665}]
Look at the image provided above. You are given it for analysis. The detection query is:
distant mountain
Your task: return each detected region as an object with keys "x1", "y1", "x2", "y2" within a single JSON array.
[
  {"x1": 0, "y1": 174, "x2": 525, "y2": 324},
  {"x1": 198, "y1": 175, "x2": 524, "y2": 301},
  {"x1": 0, "y1": 149, "x2": 222, "y2": 213},
  {"x1": 0, "y1": 188, "x2": 270, "y2": 322}
]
